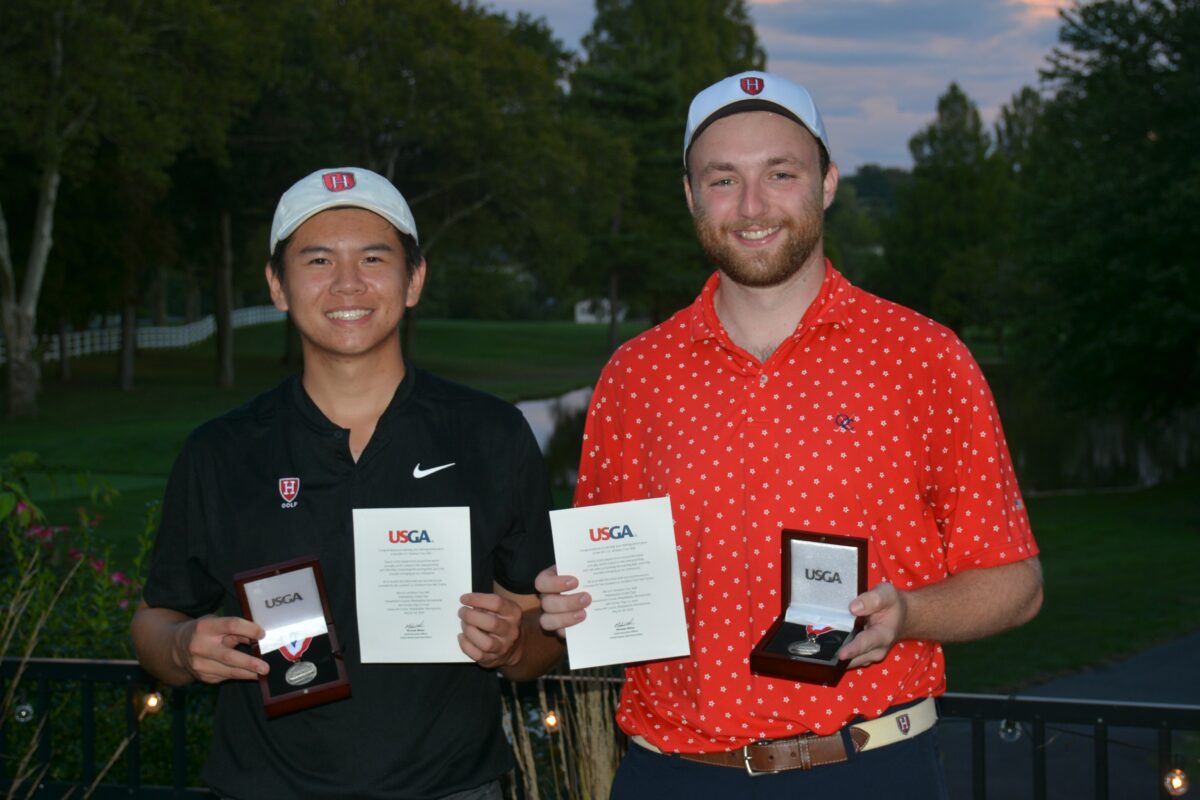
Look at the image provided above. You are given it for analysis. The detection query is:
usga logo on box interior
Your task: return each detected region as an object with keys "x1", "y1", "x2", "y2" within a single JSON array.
[
  {"x1": 389, "y1": 529, "x2": 432, "y2": 543},
  {"x1": 265, "y1": 593, "x2": 302, "y2": 609},
  {"x1": 805, "y1": 568, "x2": 842, "y2": 584},
  {"x1": 589, "y1": 524, "x2": 635, "y2": 542}
]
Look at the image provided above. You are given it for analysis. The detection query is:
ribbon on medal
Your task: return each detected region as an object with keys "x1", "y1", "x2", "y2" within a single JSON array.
[
  {"x1": 279, "y1": 637, "x2": 312, "y2": 663},
  {"x1": 806, "y1": 625, "x2": 834, "y2": 637}
]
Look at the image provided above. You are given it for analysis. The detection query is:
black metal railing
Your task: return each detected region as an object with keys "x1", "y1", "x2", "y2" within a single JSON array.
[
  {"x1": 1, "y1": 657, "x2": 208, "y2": 798},
  {"x1": 939, "y1": 692, "x2": 1200, "y2": 800},
  {"x1": 3, "y1": 658, "x2": 1198, "y2": 798}
]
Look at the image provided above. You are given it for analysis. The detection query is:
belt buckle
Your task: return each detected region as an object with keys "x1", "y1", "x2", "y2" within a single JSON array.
[{"x1": 742, "y1": 742, "x2": 783, "y2": 777}]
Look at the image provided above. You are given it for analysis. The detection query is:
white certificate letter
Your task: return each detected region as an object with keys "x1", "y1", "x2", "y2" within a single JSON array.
[
  {"x1": 550, "y1": 496, "x2": 689, "y2": 669},
  {"x1": 353, "y1": 507, "x2": 472, "y2": 663}
]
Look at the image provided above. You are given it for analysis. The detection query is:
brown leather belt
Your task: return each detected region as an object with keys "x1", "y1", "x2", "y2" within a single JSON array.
[
  {"x1": 678, "y1": 727, "x2": 870, "y2": 773},
  {"x1": 632, "y1": 697, "x2": 938, "y2": 776}
]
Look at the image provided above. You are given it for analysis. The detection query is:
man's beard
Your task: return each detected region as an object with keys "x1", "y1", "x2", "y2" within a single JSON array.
[{"x1": 693, "y1": 198, "x2": 824, "y2": 289}]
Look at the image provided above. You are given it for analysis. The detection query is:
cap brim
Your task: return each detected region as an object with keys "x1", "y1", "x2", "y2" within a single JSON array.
[{"x1": 687, "y1": 99, "x2": 821, "y2": 163}]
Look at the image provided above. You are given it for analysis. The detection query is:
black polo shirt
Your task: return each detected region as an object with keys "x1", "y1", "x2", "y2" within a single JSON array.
[{"x1": 143, "y1": 368, "x2": 555, "y2": 800}]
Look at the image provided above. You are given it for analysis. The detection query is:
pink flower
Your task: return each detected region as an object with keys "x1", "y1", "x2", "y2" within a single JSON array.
[
  {"x1": 68, "y1": 547, "x2": 83, "y2": 561},
  {"x1": 110, "y1": 571, "x2": 131, "y2": 586},
  {"x1": 24, "y1": 525, "x2": 53, "y2": 542},
  {"x1": 90, "y1": 558, "x2": 105, "y2": 573},
  {"x1": 118, "y1": 599, "x2": 130, "y2": 610}
]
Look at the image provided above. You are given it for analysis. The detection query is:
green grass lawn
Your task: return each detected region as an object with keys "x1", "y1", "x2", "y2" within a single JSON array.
[
  {"x1": 3, "y1": 319, "x2": 642, "y2": 473},
  {"x1": 945, "y1": 473, "x2": 1200, "y2": 692},
  {"x1": 410, "y1": 319, "x2": 641, "y2": 401},
  {"x1": 1, "y1": 318, "x2": 645, "y2": 564},
  {"x1": 3, "y1": 319, "x2": 1198, "y2": 692}
]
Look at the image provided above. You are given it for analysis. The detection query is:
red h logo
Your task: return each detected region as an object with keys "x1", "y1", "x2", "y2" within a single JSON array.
[
  {"x1": 740, "y1": 77, "x2": 764, "y2": 95},
  {"x1": 896, "y1": 714, "x2": 911, "y2": 735},
  {"x1": 322, "y1": 172, "x2": 356, "y2": 192},
  {"x1": 279, "y1": 478, "x2": 300, "y2": 502}
]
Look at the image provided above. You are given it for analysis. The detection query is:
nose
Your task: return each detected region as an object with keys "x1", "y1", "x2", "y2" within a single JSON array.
[
  {"x1": 330, "y1": 260, "x2": 366, "y2": 295},
  {"x1": 738, "y1": 179, "x2": 768, "y2": 220}
]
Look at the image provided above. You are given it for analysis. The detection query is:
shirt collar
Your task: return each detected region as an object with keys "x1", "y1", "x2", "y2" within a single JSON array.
[
  {"x1": 689, "y1": 260, "x2": 855, "y2": 345},
  {"x1": 286, "y1": 365, "x2": 417, "y2": 434}
]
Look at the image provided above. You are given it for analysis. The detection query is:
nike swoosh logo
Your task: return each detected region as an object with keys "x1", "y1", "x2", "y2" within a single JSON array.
[{"x1": 413, "y1": 462, "x2": 456, "y2": 479}]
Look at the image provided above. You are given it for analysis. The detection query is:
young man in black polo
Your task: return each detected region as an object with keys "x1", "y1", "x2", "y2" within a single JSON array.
[{"x1": 132, "y1": 167, "x2": 563, "y2": 800}]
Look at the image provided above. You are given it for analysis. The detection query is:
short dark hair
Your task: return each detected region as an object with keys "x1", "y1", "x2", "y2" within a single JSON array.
[{"x1": 268, "y1": 225, "x2": 423, "y2": 280}]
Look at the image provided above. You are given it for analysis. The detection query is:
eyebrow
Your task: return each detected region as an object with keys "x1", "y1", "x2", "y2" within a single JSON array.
[
  {"x1": 700, "y1": 155, "x2": 805, "y2": 176},
  {"x1": 764, "y1": 155, "x2": 804, "y2": 168},
  {"x1": 296, "y1": 242, "x2": 396, "y2": 254}
]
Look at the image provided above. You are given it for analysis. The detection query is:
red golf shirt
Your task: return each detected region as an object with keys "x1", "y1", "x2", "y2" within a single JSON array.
[{"x1": 575, "y1": 263, "x2": 1037, "y2": 752}]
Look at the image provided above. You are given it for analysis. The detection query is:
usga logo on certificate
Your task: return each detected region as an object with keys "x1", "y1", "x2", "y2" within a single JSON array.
[{"x1": 549, "y1": 496, "x2": 690, "y2": 670}]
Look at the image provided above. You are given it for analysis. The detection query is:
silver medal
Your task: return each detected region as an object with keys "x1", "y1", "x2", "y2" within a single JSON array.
[
  {"x1": 284, "y1": 661, "x2": 318, "y2": 686},
  {"x1": 787, "y1": 638, "x2": 821, "y2": 657}
]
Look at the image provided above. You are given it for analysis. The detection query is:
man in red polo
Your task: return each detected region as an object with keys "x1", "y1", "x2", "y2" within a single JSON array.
[{"x1": 537, "y1": 71, "x2": 1043, "y2": 797}]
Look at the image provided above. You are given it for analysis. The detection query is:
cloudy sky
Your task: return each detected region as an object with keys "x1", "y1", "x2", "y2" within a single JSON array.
[{"x1": 485, "y1": 0, "x2": 1071, "y2": 172}]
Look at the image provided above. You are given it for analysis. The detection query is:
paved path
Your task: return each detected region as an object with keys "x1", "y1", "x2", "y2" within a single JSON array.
[{"x1": 940, "y1": 631, "x2": 1200, "y2": 799}]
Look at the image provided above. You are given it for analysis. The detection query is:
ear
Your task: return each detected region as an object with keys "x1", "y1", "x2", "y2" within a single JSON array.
[
  {"x1": 822, "y1": 161, "x2": 840, "y2": 211},
  {"x1": 265, "y1": 263, "x2": 288, "y2": 312},
  {"x1": 683, "y1": 173, "x2": 697, "y2": 216},
  {"x1": 405, "y1": 258, "x2": 427, "y2": 309}
]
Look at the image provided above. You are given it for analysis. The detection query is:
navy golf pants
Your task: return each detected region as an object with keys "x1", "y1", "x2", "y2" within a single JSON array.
[{"x1": 610, "y1": 727, "x2": 950, "y2": 799}]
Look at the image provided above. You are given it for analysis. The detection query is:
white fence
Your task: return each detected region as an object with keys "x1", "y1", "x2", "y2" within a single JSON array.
[{"x1": 0, "y1": 306, "x2": 286, "y2": 365}]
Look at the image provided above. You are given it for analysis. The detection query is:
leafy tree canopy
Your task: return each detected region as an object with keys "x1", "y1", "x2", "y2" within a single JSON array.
[
  {"x1": 572, "y1": 0, "x2": 765, "y2": 324},
  {"x1": 1015, "y1": 0, "x2": 1200, "y2": 415}
]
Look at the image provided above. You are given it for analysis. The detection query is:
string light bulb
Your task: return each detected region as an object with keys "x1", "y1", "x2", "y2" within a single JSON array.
[
  {"x1": 998, "y1": 719, "x2": 1021, "y2": 743},
  {"x1": 1164, "y1": 759, "x2": 1189, "y2": 797},
  {"x1": 142, "y1": 691, "x2": 164, "y2": 714},
  {"x1": 543, "y1": 709, "x2": 559, "y2": 731}
]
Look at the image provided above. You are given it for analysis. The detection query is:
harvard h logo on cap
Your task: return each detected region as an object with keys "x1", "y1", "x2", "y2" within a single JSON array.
[
  {"x1": 740, "y1": 76, "x2": 764, "y2": 95},
  {"x1": 269, "y1": 166, "x2": 419, "y2": 253},
  {"x1": 683, "y1": 70, "x2": 831, "y2": 165},
  {"x1": 322, "y1": 172, "x2": 356, "y2": 192}
]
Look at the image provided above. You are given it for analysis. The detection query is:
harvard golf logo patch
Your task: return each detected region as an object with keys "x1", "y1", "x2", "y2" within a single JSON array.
[
  {"x1": 279, "y1": 478, "x2": 300, "y2": 508},
  {"x1": 896, "y1": 713, "x2": 911, "y2": 736},
  {"x1": 322, "y1": 171, "x2": 355, "y2": 192},
  {"x1": 740, "y1": 76, "x2": 764, "y2": 95}
]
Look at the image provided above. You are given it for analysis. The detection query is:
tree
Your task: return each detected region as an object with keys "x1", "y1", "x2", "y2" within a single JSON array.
[
  {"x1": 1014, "y1": 0, "x2": 1200, "y2": 415},
  {"x1": 0, "y1": 0, "x2": 265, "y2": 413},
  {"x1": 834, "y1": 165, "x2": 909, "y2": 299},
  {"x1": 985, "y1": 86, "x2": 1046, "y2": 357},
  {"x1": 994, "y1": 86, "x2": 1044, "y2": 173},
  {"x1": 192, "y1": 0, "x2": 589, "y2": 339},
  {"x1": 573, "y1": 0, "x2": 764, "y2": 346},
  {"x1": 826, "y1": 175, "x2": 885, "y2": 285},
  {"x1": 882, "y1": 83, "x2": 1012, "y2": 336}
]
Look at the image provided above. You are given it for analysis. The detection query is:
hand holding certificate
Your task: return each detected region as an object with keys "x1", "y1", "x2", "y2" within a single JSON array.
[{"x1": 549, "y1": 497, "x2": 689, "y2": 669}]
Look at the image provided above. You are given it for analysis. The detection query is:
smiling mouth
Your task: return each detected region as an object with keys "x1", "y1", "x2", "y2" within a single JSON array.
[
  {"x1": 736, "y1": 226, "x2": 781, "y2": 241},
  {"x1": 326, "y1": 309, "x2": 371, "y2": 321}
]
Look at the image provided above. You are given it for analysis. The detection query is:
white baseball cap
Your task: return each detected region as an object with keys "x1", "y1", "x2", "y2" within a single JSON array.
[
  {"x1": 268, "y1": 167, "x2": 419, "y2": 254},
  {"x1": 683, "y1": 71, "x2": 830, "y2": 166}
]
